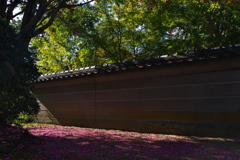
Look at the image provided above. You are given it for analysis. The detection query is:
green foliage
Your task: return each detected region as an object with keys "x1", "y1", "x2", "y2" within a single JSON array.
[
  {"x1": 0, "y1": 18, "x2": 40, "y2": 124},
  {"x1": 31, "y1": 5, "x2": 106, "y2": 73},
  {"x1": 31, "y1": 0, "x2": 240, "y2": 73},
  {"x1": 14, "y1": 112, "x2": 34, "y2": 125}
]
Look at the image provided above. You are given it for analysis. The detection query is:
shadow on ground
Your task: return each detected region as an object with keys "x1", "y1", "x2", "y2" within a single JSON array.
[{"x1": 2, "y1": 125, "x2": 240, "y2": 160}]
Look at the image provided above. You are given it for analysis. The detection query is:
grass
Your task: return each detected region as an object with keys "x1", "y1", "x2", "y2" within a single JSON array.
[{"x1": 1, "y1": 123, "x2": 240, "y2": 160}]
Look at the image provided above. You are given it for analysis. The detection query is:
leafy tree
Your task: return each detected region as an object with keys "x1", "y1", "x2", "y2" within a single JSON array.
[
  {"x1": 32, "y1": 0, "x2": 147, "y2": 73},
  {"x1": 0, "y1": 18, "x2": 39, "y2": 124},
  {"x1": 31, "y1": 11, "x2": 103, "y2": 73},
  {"x1": 0, "y1": 0, "x2": 94, "y2": 124},
  {"x1": 32, "y1": 0, "x2": 240, "y2": 73},
  {"x1": 146, "y1": 0, "x2": 240, "y2": 53},
  {"x1": 0, "y1": 0, "x2": 94, "y2": 50}
]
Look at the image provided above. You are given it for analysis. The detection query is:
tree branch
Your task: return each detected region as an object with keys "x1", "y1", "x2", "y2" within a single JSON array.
[
  {"x1": 6, "y1": 0, "x2": 21, "y2": 21},
  {"x1": 11, "y1": 9, "x2": 25, "y2": 19},
  {"x1": 21, "y1": 1, "x2": 38, "y2": 29},
  {"x1": 14, "y1": 0, "x2": 95, "y2": 47},
  {"x1": 61, "y1": 0, "x2": 94, "y2": 8},
  {"x1": 0, "y1": 0, "x2": 7, "y2": 19},
  {"x1": 33, "y1": 6, "x2": 60, "y2": 37}
]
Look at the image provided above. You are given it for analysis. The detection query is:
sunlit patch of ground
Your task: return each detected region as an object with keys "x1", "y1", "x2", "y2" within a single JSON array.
[{"x1": 1, "y1": 124, "x2": 240, "y2": 160}]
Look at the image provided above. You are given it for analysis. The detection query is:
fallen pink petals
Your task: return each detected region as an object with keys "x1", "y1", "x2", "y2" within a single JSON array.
[{"x1": 1, "y1": 124, "x2": 240, "y2": 159}]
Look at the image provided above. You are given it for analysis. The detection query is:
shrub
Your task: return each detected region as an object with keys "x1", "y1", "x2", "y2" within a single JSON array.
[{"x1": 14, "y1": 112, "x2": 34, "y2": 125}]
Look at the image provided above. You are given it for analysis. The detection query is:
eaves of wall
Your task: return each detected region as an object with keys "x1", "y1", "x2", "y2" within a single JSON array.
[{"x1": 36, "y1": 45, "x2": 240, "y2": 83}]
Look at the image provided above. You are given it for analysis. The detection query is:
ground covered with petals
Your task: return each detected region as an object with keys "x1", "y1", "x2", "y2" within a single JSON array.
[
  {"x1": 1, "y1": 124, "x2": 240, "y2": 160},
  {"x1": 0, "y1": 123, "x2": 29, "y2": 155}
]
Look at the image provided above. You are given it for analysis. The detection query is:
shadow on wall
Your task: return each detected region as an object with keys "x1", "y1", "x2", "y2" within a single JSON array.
[
  {"x1": 33, "y1": 100, "x2": 59, "y2": 124},
  {"x1": 32, "y1": 54, "x2": 240, "y2": 138}
]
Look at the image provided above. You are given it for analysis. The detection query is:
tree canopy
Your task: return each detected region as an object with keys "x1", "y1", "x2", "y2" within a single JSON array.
[
  {"x1": 0, "y1": 0, "x2": 94, "y2": 49},
  {"x1": 31, "y1": 0, "x2": 240, "y2": 73}
]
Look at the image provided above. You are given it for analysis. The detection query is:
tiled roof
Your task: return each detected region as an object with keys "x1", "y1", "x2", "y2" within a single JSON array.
[{"x1": 37, "y1": 45, "x2": 240, "y2": 82}]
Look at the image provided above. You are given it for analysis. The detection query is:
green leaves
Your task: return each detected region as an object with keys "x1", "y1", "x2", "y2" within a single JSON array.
[{"x1": 32, "y1": 0, "x2": 240, "y2": 73}]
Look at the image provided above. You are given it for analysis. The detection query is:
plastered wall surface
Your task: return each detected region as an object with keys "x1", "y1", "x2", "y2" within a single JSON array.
[{"x1": 33, "y1": 57, "x2": 240, "y2": 137}]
